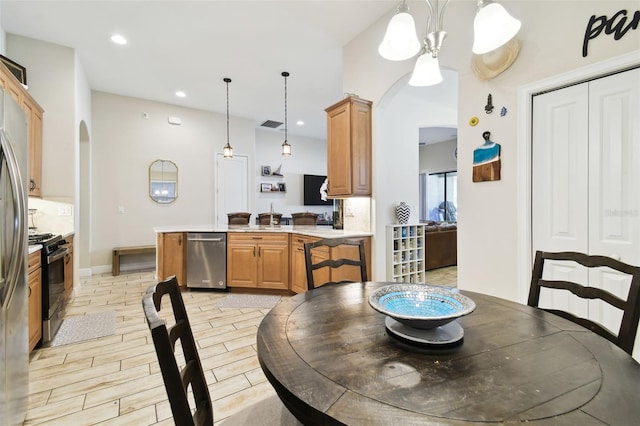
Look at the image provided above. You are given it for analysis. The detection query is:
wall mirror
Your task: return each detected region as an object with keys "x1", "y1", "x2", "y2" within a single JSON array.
[{"x1": 149, "y1": 159, "x2": 178, "y2": 203}]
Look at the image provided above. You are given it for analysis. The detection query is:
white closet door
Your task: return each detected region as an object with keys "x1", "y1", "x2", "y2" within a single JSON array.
[
  {"x1": 532, "y1": 68, "x2": 640, "y2": 355},
  {"x1": 588, "y1": 69, "x2": 640, "y2": 264},
  {"x1": 587, "y1": 68, "x2": 640, "y2": 334},
  {"x1": 532, "y1": 84, "x2": 589, "y2": 253},
  {"x1": 532, "y1": 84, "x2": 589, "y2": 314},
  {"x1": 215, "y1": 154, "x2": 249, "y2": 226}
]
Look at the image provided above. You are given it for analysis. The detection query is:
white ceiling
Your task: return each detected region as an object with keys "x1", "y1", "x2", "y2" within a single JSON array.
[{"x1": 0, "y1": 0, "x2": 397, "y2": 140}]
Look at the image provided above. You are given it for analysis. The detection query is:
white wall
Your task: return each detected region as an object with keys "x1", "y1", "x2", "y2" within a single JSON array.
[
  {"x1": 420, "y1": 139, "x2": 457, "y2": 175},
  {"x1": 7, "y1": 34, "x2": 75, "y2": 201},
  {"x1": 343, "y1": 0, "x2": 640, "y2": 300},
  {"x1": 91, "y1": 91, "x2": 256, "y2": 268},
  {"x1": 254, "y1": 128, "x2": 330, "y2": 219}
]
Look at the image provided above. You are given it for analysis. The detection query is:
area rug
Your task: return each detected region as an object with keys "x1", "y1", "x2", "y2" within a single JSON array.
[
  {"x1": 50, "y1": 311, "x2": 116, "y2": 347},
  {"x1": 216, "y1": 294, "x2": 281, "y2": 309}
]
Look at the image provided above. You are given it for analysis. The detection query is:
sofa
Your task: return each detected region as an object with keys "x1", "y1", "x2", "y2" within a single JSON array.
[{"x1": 424, "y1": 221, "x2": 457, "y2": 270}]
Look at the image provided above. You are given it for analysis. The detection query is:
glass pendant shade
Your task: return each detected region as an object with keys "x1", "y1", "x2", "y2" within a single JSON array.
[
  {"x1": 378, "y1": 11, "x2": 421, "y2": 61},
  {"x1": 223, "y1": 143, "x2": 233, "y2": 158},
  {"x1": 472, "y1": 2, "x2": 521, "y2": 54},
  {"x1": 409, "y1": 53, "x2": 443, "y2": 87},
  {"x1": 281, "y1": 140, "x2": 291, "y2": 156}
]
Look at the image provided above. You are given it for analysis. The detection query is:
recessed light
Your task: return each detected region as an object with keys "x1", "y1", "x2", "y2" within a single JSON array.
[
  {"x1": 296, "y1": 120, "x2": 304, "y2": 126},
  {"x1": 110, "y1": 34, "x2": 127, "y2": 45},
  {"x1": 175, "y1": 91, "x2": 186, "y2": 98}
]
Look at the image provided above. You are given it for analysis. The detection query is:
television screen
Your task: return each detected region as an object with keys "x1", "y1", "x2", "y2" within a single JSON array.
[{"x1": 303, "y1": 174, "x2": 332, "y2": 206}]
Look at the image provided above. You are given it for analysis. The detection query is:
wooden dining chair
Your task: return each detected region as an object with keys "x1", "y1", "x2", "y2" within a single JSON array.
[
  {"x1": 142, "y1": 276, "x2": 213, "y2": 426},
  {"x1": 304, "y1": 238, "x2": 367, "y2": 290},
  {"x1": 528, "y1": 250, "x2": 640, "y2": 355}
]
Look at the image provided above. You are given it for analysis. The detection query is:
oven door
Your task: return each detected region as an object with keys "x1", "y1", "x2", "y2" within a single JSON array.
[{"x1": 42, "y1": 246, "x2": 68, "y2": 342}]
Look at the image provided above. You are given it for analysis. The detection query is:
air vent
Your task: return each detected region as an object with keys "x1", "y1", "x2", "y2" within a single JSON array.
[{"x1": 261, "y1": 120, "x2": 283, "y2": 129}]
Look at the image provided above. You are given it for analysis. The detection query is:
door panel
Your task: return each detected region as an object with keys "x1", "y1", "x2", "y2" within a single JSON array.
[
  {"x1": 215, "y1": 154, "x2": 249, "y2": 226},
  {"x1": 532, "y1": 84, "x2": 589, "y2": 253},
  {"x1": 588, "y1": 69, "x2": 640, "y2": 265},
  {"x1": 532, "y1": 69, "x2": 640, "y2": 357}
]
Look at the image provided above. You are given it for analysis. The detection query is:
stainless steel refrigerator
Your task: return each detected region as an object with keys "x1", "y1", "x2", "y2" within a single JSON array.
[{"x1": 0, "y1": 87, "x2": 29, "y2": 425}]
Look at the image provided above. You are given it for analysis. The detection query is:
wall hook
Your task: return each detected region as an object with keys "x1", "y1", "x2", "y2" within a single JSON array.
[{"x1": 485, "y1": 94, "x2": 494, "y2": 114}]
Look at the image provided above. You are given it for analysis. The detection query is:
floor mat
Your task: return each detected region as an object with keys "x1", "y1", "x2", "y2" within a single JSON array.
[
  {"x1": 50, "y1": 311, "x2": 116, "y2": 347},
  {"x1": 216, "y1": 294, "x2": 281, "y2": 309}
]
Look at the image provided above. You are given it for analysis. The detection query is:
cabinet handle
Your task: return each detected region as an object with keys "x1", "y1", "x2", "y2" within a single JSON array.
[
  {"x1": 65, "y1": 254, "x2": 70, "y2": 264},
  {"x1": 297, "y1": 248, "x2": 303, "y2": 252},
  {"x1": 28, "y1": 286, "x2": 31, "y2": 297},
  {"x1": 258, "y1": 247, "x2": 261, "y2": 257},
  {"x1": 252, "y1": 237, "x2": 263, "y2": 240},
  {"x1": 29, "y1": 179, "x2": 36, "y2": 191},
  {"x1": 253, "y1": 246, "x2": 256, "y2": 257},
  {"x1": 296, "y1": 239, "x2": 304, "y2": 243},
  {"x1": 178, "y1": 235, "x2": 182, "y2": 246}
]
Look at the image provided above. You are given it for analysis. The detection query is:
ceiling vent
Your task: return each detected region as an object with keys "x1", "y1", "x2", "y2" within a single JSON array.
[{"x1": 261, "y1": 120, "x2": 283, "y2": 129}]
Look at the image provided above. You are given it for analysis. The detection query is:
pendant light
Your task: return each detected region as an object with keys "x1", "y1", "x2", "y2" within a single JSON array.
[
  {"x1": 222, "y1": 77, "x2": 233, "y2": 158},
  {"x1": 281, "y1": 71, "x2": 291, "y2": 157},
  {"x1": 472, "y1": 0, "x2": 522, "y2": 55},
  {"x1": 378, "y1": 0, "x2": 420, "y2": 61},
  {"x1": 379, "y1": 0, "x2": 521, "y2": 86}
]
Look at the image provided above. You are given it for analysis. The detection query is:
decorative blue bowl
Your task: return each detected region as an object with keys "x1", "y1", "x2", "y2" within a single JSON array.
[{"x1": 368, "y1": 284, "x2": 476, "y2": 329}]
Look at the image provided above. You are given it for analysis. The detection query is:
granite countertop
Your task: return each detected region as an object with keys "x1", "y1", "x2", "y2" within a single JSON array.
[{"x1": 153, "y1": 225, "x2": 372, "y2": 238}]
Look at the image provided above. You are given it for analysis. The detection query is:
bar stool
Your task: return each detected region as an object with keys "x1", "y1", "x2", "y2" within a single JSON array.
[
  {"x1": 258, "y1": 212, "x2": 282, "y2": 225},
  {"x1": 291, "y1": 212, "x2": 319, "y2": 226},
  {"x1": 227, "y1": 212, "x2": 251, "y2": 226}
]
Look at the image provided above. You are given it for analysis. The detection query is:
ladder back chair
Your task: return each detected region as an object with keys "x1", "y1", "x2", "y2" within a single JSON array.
[
  {"x1": 142, "y1": 276, "x2": 213, "y2": 426},
  {"x1": 304, "y1": 238, "x2": 367, "y2": 290},
  {"x1": 528, "y1": 250, "x2": 640, "y2": 355}
]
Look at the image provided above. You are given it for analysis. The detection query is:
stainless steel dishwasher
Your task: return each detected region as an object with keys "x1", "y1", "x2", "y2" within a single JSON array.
[{"x1": 186, "y1": 232, "x2": 227, "y2": 289}]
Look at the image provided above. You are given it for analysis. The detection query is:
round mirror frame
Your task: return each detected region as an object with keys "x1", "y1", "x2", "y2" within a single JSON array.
[{"x1": 149, "y1": 159, "x2": 178, "y2": 204}]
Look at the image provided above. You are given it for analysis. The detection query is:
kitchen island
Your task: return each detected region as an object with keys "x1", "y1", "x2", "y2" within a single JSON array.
[{"x1": 154, "y1": 225, "x2": 372, "y2": 293}]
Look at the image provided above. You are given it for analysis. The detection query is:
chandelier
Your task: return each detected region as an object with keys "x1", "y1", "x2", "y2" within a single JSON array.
[{"x1": 379, "y1": 0, "x2": 521, "y2": 86}]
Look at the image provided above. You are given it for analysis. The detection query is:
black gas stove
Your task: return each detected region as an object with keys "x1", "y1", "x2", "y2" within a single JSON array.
[{"x1": 29, "y1": 233, "x2": 69, "y2": 344}]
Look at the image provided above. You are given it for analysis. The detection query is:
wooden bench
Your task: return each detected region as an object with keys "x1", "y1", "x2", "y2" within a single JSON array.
[{"x1": 112, "y1": 245, "x2": 156, "y2": 276}]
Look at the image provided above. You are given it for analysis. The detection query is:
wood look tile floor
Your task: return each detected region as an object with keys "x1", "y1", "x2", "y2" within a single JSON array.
[{"x1": 26, "y1": 267, "x2": 457, "y2": 425}]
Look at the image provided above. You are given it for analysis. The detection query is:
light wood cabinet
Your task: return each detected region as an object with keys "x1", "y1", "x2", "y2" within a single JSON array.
[
  {"x1": 0, "y1": 62, "x2": 44, "y2": 197},
  {"x1": 290, "y1": 234, "x2": 330, "y2": 294},
  {"x1": 157, "y1": 232, "x2": 186, "y2": 287},
  {"x1": 28, "y1": 250, "x2": 42, "y2": 351},
  {"x1": 227, "y1": 233, "x2": 289, "y2": 290},
  {"x1": 290, "y1": 234, "x2": 371, "y2": 293},
  {"x1": 325, "y1": 96, "x2": 372, "y2": 197},
  {"x1": 63, "y1": 235, "x2": 74, "y2": 298}
]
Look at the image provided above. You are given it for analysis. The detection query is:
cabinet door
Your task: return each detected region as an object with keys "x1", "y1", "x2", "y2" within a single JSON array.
[
  {"x1": 227, "y1": 243, "x2": 258, "y2": 287},
  {"x1": 158, "y1": 233, "x2": 186, "y2": 285},
  {"x1": 28, "y1": 269, "x2": 42, "y2": 351},
  {"x1": 258, "y1": 242, "x2": 289, "y2": 290},
  {"x1": 290, "y1": 237, "x2": 308, "y2": 293},
  {"x1": 28, "y1": 107, "x2": 43, "y2": 197},
  {"x1": 327, "y1": 100, "x2": 352, "y2": 196},
  {"x1": 326, "y1": 97, "x2": 372, "y2": 197}
]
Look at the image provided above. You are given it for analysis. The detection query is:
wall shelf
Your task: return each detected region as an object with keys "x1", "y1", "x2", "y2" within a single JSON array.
[{"x1": 386, "y1": 224, "x2": 426, "y2": 283}]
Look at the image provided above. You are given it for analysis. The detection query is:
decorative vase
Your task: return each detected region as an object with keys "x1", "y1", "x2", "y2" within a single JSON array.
[{"x1": 396, "y1": 202, "x2": 410, "y2": 224}]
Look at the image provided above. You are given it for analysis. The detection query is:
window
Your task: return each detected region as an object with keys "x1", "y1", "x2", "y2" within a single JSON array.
[{"x1": 420, "y1": 171, "x2": 457, "y2": 222}]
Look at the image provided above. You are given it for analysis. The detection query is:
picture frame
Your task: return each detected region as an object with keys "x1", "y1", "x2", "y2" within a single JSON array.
[
  {"x1": 261, "y1": 165, "x2": 271, "y2": 176},
  {"x1": 277, "y1": 182, "x2": 286, "y2": 192},
  {"x1": 0, "y1": 55, "x2": 27, "y2": 85},
  {"x1": 261, "y1": 183, "x2": 272, "y2": 192}
]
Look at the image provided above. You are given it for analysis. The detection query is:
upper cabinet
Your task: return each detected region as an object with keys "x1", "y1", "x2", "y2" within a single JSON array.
[
  {"x1": 0, "y1": 62, "x2": 44, "y2": 197},
  {"x1": 325, "y1": 96, "x2": 372, "y2": 197}
]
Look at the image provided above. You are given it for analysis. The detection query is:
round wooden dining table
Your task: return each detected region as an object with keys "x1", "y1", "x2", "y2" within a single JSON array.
[{"x1": 257, "y1": 281, "x2": 640, "y2": 425}]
